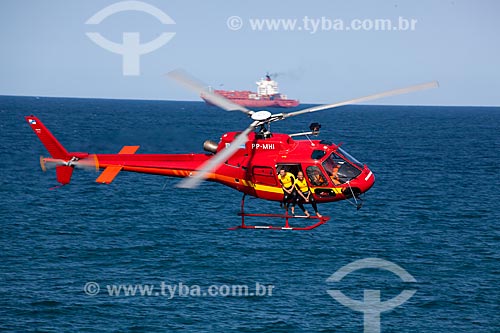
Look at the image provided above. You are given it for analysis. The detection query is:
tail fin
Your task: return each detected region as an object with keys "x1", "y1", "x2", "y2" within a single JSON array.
[
  {"x1": 25, "y1": 115, "x2": 69, "y2": 159},
  {"x1": 56, "y1": 166, "x2": 74, "y2": 185},
  {"x1": 27, "y1": 115, "x2": 73, "y2": 185}
]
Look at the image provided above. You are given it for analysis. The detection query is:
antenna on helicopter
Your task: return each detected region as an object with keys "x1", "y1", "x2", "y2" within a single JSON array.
[{"x1": 289, "y1": 123, "x2": 321, "y2": 138}]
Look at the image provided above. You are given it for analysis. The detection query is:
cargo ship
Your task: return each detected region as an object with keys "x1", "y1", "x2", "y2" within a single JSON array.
[{"x1": 202, "y1": 75, "x2": 300, "y2": 108}]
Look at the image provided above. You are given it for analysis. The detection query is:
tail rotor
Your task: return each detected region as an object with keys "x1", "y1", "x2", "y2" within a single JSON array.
[{"x1": 39, "y1": 155, "x2": 99, "y2": 172}]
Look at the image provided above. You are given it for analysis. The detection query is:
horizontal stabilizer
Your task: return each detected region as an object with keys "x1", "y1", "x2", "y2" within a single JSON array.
[
  {"x1": 118, "y1": 145, "x2": 140, "y2": 154},
  {"x1": 96, "y1": 166, "x2": 122, "y2": 184},
  {"x1": 95, "y1": 145, "x2": 140, "y2": 184}
]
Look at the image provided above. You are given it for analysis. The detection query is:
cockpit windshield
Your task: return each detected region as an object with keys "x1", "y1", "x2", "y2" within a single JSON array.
[
  {"x1": 338, "y1": 147, "x2": 364, "y2": 169},
  {"x1": 322, "y1": 150, "x2": 362, "y2": 184}
]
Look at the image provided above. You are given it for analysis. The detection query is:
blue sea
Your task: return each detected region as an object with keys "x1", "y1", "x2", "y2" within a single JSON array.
[{"x1": 0, "y1": 96, "x2": 499, "y2": 332}]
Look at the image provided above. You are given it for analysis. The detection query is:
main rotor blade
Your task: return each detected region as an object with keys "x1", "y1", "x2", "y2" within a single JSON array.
[
  {"x1": 176, "y1": 122, "x2": 258, "y2": 189},
  {"x1": 283, "y1": 81, "x2": 439, "y2": 118},
  {"x1": 167, "y1": 69, "x2": 254, "y2": 115}
]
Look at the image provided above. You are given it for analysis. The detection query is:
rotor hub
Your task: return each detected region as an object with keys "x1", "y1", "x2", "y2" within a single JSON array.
[{"x1": 251, "y1": 110, "x2": 272, "y2": 122}]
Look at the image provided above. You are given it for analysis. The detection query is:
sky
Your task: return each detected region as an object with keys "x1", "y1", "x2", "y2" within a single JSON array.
[{"x1": 0, "y1": 0, "x2": 499, "y2": 106}]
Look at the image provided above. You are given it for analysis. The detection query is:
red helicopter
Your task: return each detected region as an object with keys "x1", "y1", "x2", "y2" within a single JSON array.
[{"x1": 26, "y1": 70, "x2": 438, "y2": 230}]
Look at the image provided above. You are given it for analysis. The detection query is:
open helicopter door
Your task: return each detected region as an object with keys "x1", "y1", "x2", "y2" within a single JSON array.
[
  {"x1": 276, "y1": 164, "x2": 302, "y2": 177},
  {"x1": 275, "y1": 164, "x2": 302, "y2": 186}
]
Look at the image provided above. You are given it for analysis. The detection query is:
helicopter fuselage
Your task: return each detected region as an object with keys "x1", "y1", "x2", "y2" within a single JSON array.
[
  {"x1": 87, "y1": 130, "x2": 375, "y2": 203},
  {"x1": 27, "y1": 114, "x2": 375, "y2": 205}
]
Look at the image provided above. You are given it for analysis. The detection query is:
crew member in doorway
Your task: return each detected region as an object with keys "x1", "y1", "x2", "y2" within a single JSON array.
[
  {"x1": 278, "y1": 168, "x2": 296, "y2": 213},
  {"x1": 294, "y1": 171, "x2": 322, "y2": 218}
]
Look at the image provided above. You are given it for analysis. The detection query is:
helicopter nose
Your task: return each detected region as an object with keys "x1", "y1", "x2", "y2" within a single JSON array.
[
  {"x1": 339, "y1": 166, "x2": 374, "y2": 200},
  {"x1": 360, "y1": 167, "x2": 375, "y2": 192}
]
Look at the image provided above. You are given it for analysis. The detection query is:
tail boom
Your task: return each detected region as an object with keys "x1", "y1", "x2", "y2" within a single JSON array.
[
  {"x1": 94, "y1": 152, "x2": 210, "y2": 183},
  {"x1": 27, "y1": 115, "x2": 213, "y2": 186}
]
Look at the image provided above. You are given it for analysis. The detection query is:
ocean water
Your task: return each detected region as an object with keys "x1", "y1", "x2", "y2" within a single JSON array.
[{"x1": 0, "y1": 96, "x2": 499, "y2": 332}]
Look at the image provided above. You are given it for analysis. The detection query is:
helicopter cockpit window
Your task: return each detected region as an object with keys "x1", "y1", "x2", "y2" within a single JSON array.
[
  {"x1": 322, "y1": 152, "x2": 362, "y2": 184},
  {"x1": 311, "y1": 150, "x2": 326, "y2": 160},
  {"x1": 306, "y1": 166, "x2": 329, "y2": 186},
  {"x1": 338, "y1": 147, "x2": 364, "y2": 169}
]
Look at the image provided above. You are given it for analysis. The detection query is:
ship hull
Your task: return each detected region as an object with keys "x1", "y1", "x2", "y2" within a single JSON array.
[{"x1": 203, "y1": 96, "x2": 299, "y2": 108}]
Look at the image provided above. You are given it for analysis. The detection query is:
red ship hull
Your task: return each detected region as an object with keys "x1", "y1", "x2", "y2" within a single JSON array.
[{"x1": 203, "y1": 90, "x2": 300, "y2": 108}]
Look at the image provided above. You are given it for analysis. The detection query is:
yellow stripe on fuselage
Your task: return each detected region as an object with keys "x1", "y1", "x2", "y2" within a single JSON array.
[
  {"x1": 253, "y1": 184, "x2": 343, "y2": 195},
  {"x1": 253, "y1": 183, "x2": 285, "y2": 194},
  {"x1": 208, "y1": 173, "x2": 343, "y2": 196}
]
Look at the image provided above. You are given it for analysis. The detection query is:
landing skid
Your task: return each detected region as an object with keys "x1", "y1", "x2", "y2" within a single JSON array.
[{"x1": 230, "y1": 194, "x2": 330, "y2": 231}]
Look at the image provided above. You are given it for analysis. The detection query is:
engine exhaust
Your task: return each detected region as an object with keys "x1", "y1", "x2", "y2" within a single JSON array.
[{"x1": 203, "y1": 140, "x2": 218, "y2": 154}]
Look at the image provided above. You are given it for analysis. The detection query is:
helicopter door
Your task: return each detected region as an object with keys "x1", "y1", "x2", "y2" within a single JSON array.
[
  {"x1": 275, "y1": 164, "x2": 303, "y2": 187},
  {"x1": 252, "y1": 166, "x2": 277, "y2": 186},
  {"x1": 276, "y1": 164, "x2": 302, "y2": 177}
]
